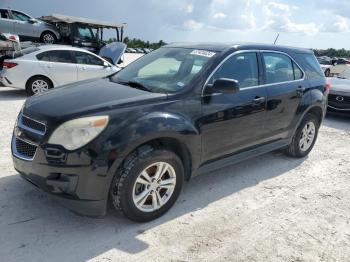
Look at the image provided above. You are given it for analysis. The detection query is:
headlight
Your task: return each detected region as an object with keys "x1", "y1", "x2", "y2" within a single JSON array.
[{"x1": 48, "y1": 116, "x2": 109, "y2": 150}]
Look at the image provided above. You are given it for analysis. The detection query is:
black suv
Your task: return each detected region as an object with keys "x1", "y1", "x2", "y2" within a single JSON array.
[{"x1": 12, "y1": 43, "x2": 328, "y2": 222}]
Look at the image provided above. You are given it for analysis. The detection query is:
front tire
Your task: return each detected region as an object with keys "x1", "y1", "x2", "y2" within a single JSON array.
[
  {"x1": 110, "y1": 146, "x2": 184, "y2": 222},
  {"x1": 285, "y1": 113, "x2": 320, "y2": 158},
  {"x1": 26, "y1": 76, "x2": 53, "y2": 96},
  {"x1": 325, "y1": 69, "x2": 330, "y2": 77},
  {"x1": 40, "y1": 31, "x2": 57, "y2": 44}
]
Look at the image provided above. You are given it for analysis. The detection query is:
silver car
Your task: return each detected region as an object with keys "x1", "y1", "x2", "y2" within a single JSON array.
[{"x1": 0, "y1": 8, "x2": 60, "y2": 44}]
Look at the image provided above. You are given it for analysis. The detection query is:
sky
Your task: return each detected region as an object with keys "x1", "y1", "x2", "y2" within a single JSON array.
[{"x1": 2, "y1": 0, "x2": 350, "y2": 49}]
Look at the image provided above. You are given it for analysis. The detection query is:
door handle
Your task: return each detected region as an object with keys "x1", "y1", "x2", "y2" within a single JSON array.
[{"x1": 252, "y1": 96, "x2": 266, "y2": 104}]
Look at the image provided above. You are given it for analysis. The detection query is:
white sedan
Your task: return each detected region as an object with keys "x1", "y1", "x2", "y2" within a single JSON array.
[{"x1": 0, "y1": 45, "x2": 120, "y2": 95}]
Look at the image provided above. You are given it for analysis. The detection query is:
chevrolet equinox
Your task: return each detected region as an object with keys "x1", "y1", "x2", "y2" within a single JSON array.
[{"x1": 12, "y1": 43, "x2": 328, "y2": 222}]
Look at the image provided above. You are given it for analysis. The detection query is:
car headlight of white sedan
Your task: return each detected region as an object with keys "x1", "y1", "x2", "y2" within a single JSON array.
[{"x1": 48, "y1": 116, "x2": 109, "y2": 150}]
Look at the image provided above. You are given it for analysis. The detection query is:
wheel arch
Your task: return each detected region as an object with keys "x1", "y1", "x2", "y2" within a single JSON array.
[
  {"x1": 306, "y1": 106, "x2": 324, "y2": 125},
  {"x1": 112, "y1": 136, "x2": 193, "y2": 182},
  {"x1": 40, "y1": 30, "x2": 58, "y2": 42},
  {"x1": 26, "y1": 74, "x2": 54, "y2": 90}
]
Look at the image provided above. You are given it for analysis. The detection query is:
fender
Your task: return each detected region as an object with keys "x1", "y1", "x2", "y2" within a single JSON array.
[
  {"x1": 105, "y1": 110, "x2": 201, "y2": 176},
  {"x1": 290, "y1": 88, "x2": 326, "y2": 140}
]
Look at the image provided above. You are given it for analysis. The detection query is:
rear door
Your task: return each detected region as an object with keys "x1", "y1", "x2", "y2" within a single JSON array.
[
  {"x1": 36, "y1": 50, "x2": 78, "y2": 86},
  {"x1": 200, "y1": 51, "x2": 269, "y2": 162},
  {"x1": 261, "y1": 51, "x2": 306, "y2": 139},
  {"x1": 72, "y1": 51, "x2": 117, "y2": 81},
  {"x1": 0, "y1": 9, "x2": 14, "y2": 33}
]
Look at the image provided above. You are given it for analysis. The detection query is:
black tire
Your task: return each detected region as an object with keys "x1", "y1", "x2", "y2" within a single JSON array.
[
  {"x1": 110, "y1": 145, "x2": 184, "y2": 222},
  {"x1": 285, "y1": 113, "x2": 320, "y2": 158},
  {"x1": 325, "y1": 69, "x2": 330, "y2": 77},
  {"x1": 40, "y1": 31, "x2": 57, "y2": 44},
  {"x1": 26, "y1": 76, "x2": 53, "y2": 96}
]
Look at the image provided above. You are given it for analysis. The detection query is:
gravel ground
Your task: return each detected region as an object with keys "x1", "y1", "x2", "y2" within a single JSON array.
[{"x1": 0, "y1": 87, "x2": 349, "y2": 262}]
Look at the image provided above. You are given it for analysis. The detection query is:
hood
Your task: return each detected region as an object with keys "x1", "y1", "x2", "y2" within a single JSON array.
[
  {"x1": 24, "y1": 78, "x2": 167, "y2": 120},
  {"x1": 328, "y1": 77, "x2": 350, "y2": 94},
  {"x1": 99, "y1": 42, "x2": 126, "y2": 65}
]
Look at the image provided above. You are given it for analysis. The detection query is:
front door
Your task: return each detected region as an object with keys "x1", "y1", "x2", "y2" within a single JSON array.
[
  {"x1": 9, "y1": 10, "x2": 34, "y2": 39},
  {"x1": 72, "y1": 51, "x2": 116, "y2": 81},
  {"x1": 200, "y1": 51, "x2": 268, "y2": 163},
  {"x1": 0, "y1": 9, "x2": 14, "y2": 33}
]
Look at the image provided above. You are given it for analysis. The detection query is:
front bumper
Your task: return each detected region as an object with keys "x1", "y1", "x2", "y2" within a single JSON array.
[
  {"x1": 328, "y1": 93, "x2": 350, "y2": 112},
  {"x1": 12, "y1": 134, "x2": 112, "y2": 217}
]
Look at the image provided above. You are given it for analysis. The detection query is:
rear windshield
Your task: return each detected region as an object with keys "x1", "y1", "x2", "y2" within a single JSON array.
[{"x1": 12, "y1": 47, "x2": 40, "y2": 58}]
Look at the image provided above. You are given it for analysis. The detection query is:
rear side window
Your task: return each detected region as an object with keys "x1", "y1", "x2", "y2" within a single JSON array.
[
  {"x1": 263, "y1": 53, "x2": 295, "y2": 84},
  {"x1": 298, "y1": 54, "x2": 324, "y2": 79},
  {"x1": 293, "y1": 62, "x2": 303, "y2": 80},
  {"x1": 36, "y1": 50, "x2": 74, "y2": 63},
  {"x1": 210, "y1": 52, "x2": 259, "y2": 88},
  {"x1": 72, "y1": 51, "x2": 104, "y2": 66}
]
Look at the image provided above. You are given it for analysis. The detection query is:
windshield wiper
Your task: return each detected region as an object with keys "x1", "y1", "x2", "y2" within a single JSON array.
[{"x1": 117, "y1": 80, "x2": 152, "y2": 92}]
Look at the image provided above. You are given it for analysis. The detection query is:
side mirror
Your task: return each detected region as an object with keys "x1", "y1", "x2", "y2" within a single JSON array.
[
  {"x1": 103, "y1": 61, "x2": 111, "y2": 67},
  {"x1": 204, "y1": 78, "x2": 240, "y2": 95},
  {"x1": 28, "y1": 18, "x2": 37, "y2": 24}
]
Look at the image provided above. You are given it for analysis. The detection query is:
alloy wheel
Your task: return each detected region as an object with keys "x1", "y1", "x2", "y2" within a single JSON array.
[
  {"x1": 31, "y1": 80, "x2": 49, "y2": 94},
  {"x1": 299, "y1": 121, "x2": 316, "y2": 152},
  {"x1": 43, "y1": 33, "x2": 55, "y2": 44},
  {"x1": 132, "y1": 162, "x2": 176, "y2": 212}
]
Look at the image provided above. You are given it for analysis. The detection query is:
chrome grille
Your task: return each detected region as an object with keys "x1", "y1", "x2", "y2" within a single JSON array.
[
  {"x1": 15, "y1": 138, "x2": 37, "y2": 160},
  {"x1": 21, "y1": 115, "x2": 46, "y2": 134}
]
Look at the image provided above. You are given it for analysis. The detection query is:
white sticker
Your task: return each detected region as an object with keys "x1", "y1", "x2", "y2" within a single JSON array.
[{"x1": 190, "y1": 49, "x2": 216, "y2": 58}]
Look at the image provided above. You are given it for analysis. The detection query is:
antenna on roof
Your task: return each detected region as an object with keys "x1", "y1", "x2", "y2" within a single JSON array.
[{"x1": 274, "y1": 33, "x2": 280, "y2": 45}]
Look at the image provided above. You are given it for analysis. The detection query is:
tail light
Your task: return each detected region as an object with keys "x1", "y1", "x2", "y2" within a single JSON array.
[
  {"x1": 325, "y1": 80, "x2": 330, "y2": 95},
  {"x1": 3, "y1": 62, "x2": 18, "y2": 69}
]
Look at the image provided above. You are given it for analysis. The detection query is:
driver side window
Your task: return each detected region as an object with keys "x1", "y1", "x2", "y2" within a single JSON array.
[
  {"x1": 210, "y1": 52, "x2": 259, "y2": 88},
  {"x1": 10, "y1": 11, "x2": 30, "y2": 21},
  {"x1": 73, "y1": 51, "x2": 104, "y2": 66}
]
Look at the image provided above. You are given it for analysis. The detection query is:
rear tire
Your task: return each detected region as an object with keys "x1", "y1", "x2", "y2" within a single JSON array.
[
  {"x1": 40, "y1": 31, "x2": 57, "y2": 44},
  {"x1": 26, "y1": 76, "x2": 53, "y2": 96},
  {"x1": 285, "y1": 113, "x2": 320, "y2": 158},
  {"x1": 110, "y1": 145, "x2": 184, "y2": 222}
]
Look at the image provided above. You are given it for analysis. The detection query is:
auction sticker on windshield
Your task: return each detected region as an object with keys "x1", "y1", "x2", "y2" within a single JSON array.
[{"x1": 190, "y1": 50, "x2": 216, "y2": 58}]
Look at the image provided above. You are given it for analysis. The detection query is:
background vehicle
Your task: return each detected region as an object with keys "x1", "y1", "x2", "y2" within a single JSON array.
[
  {"x1": 0, "y1": 8, "x2": 60, "y2": 43},
  {"x1": 0, "y1": 45, "x2": 119, "y2": 95},
  {"x1": 12, "y1": 43, "x2": 328, "y2": 222},
  {"x1": 327, "y1": 68, "x2": 350, "y2": 113},
  {"x1": 329, "y1": 58, "x2": 350, "y2": 76},
  {"x1": 317, "y1": 57, "x2": 331, "y2": 77},
  {"x1": 40, "y1": 14, "x2": 126, "y2": 53}
]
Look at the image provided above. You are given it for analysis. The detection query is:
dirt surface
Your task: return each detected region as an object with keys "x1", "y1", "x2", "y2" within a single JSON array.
[{"x1": 0, "y1": 87, "x2": 349, "y2": 262}]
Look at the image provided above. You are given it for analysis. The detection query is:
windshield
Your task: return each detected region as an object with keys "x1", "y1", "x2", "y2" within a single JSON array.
[
  {"x1": 77, "y1": 26, "x2": 96, "y2": 40},
  {"x1": 112, "y1": 47, "x2": 217, "y2": 93}
]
